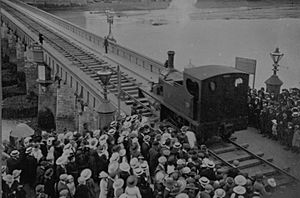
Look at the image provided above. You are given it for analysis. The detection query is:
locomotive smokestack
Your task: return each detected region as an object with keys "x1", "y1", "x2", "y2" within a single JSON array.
[{"x1": 167, "y1": 51, "x2": 175, "y2": 69}]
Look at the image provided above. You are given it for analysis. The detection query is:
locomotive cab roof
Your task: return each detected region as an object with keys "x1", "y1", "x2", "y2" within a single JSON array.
[{"x1": 184, "y1": 65, "x2": 246, "y2": 80}]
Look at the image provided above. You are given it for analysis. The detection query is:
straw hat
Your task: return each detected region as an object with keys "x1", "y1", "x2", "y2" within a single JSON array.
[
  {"x1": 126, "y1": 175, "x2": 138, "y2": 187},
  {"x1": 99, "y1": 171, "x2": 109, "y2": 178},
  {"x1": 10, "y1": 150, "x2": 20, "y2": 157},
  {"x1": 158, "y1": 156, "x2": 167, "y2": 164},
  {"x1": 119, "y1": 149, "x2": 126, "y2": 157},
  {"x1": 234, "y1": 175, "x2": 247, "y2": 186},
  {"x1": 143, "y1": 135, "x2": 151, "y2": 142},
  {"x1": 12, "y1": 169, "x2": 22, "y2": 178},
  {"x1": 155, "y1": 171, "x2": 166, "y2": 183},
  {"x1": 233, "y1": 185, "x2": 246, "y2": 195},
  {"x1": 162, "y1": 148, "x2": 171, "y2": 156},
  {"x1": 56, "y1": 156, "x2": 68, "y2": 165},
  {"x1": 177, "y1": 159, "x2": 186, "y2": 166},
  {"x1": 213, "y1": 188, "x2": 226, "y2": 198},
  {"x1": 119, "y1": 162, "x2": 130, "y2": 172},
  {"x1": 123, "y1": 121, "x2": 132, "y2": 129},
  {"x1": 175, "y1": 193, "x2": 189, "y2": 198},
  {"x1": 173, "y1": 142, "x2": 182, "y2": 149},
  {"x1": 3, "y1": 174, "x2": 13, "y2": 183},
  {"x1": 133, "y1": 168, "x2": 144, "y2": 176},
  {"x1": 206, "y1": 160, "x2": 215, "y2": 168},
  {"x1": 99, "y1": 134, "x2": 108, "y2": 145},
  {"x1": 59, "y1": 174, "x2": 68, "y2": 181},
  {"x1": 110, "y1": 121, "x2": 117, "y2": 128},
  {"x1": 44, "y1": 168, "x2": 54, "y2": 178},
  {"x1": 25, "y1": 147, "x2": 33, "y2": 154},
  {"x1": 113, "y1": 178, "x2": 124, "y2": 189},
  {"x1": 181, "y1": 167, "x2": 191, "y2": 174},
  {"x1": 78, "y1": 176, "x2": 86, "y2": 184},
  {"x1": 88, "y1": 138, "x2": 98, "y2": 149},
  {"x1": 267, "y1": 178, "x2": 277, "y2": 187},
  {"x1": 130, "y1": 158, "x2": 140, "y2": 169},
  {"x1": 80, "y1": 169, "x2": 92, "y2": 180},
  {"x1": 108, "y1": 161, "x2": 119, "y2": 175},
  {"x1": 199, "y1": 177, "x2": 210, "y2": 187},
  {"x1": 110, "y1": 152, "x2": 120, "y2": 162},
  {"x1": 163, "y1": 177, "x2": 176, "y2": 189},
  {"x1": 108, "y1": 128, "x2": 116, "y2": 135}
]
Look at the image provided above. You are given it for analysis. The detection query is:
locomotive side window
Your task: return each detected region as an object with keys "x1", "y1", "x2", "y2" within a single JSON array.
[
  {"x1": 209, "y1": 81, "x2": 216, "y2": 91},
  {"x1": 235, "y1": 78, "x2": 243, "y2": 87}
]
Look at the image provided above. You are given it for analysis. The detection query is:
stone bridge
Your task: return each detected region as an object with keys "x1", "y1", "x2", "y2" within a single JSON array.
[{"x1": 1, "y1": 0, "x2": 169, "y2": 133}]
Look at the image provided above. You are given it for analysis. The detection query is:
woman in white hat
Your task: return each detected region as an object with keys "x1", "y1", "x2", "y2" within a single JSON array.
[
  {"x1": 81, "y1": 168, "x2": 97, "y2": 198},
  {"x1": 99, "y1": 171, "x2": 114, "y2": 198}
]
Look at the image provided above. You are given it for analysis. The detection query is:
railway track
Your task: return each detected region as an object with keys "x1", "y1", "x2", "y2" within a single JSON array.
[
  {"x1": 160, "y1": 121, "x2": 298, "y2": 191},
  {"x1": 2, "y1": 1, "x2": 157, "y2": 117},
  {"x1": 208, "y1": 138, "x2": 299, "y2": 188}
]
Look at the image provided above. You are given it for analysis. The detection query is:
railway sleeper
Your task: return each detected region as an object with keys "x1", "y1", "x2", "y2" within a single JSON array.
[
  {"x1": 107, "y1": 82, "x2": 135, "y2": 89},
  {"x1": 238, "y1": 157, "x2": 273, "y2": 170},
  {"x1": 216, "y1": 151, "x2": 265, "y2": 165},
  {"x1": 212, "y1": 143, "x2": 249, "y2": 154}
]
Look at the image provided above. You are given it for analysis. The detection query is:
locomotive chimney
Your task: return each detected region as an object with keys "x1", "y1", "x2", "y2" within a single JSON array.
[{"x1": 167, "y1": 51, "x2": 175, "y2": 69}]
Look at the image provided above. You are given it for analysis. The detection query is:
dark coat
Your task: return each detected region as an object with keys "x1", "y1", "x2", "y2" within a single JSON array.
[
  {"x1": 20, "y1": 155, "x2": 38, "y2": 185},
  {"x1": 141, "y1": 142, "x2": 150, "y2": 161},
  {"x1": 3, "y1": 181, "x2": 18, "y2": 198},
  {"x1": 6, "y1": 158, "x2": 21, "y2": 174},
  {"x1": 149, "y1": 147, "x2": 160, "y2": 176},
  {"x1": 74, "y1": 184, "x2": 90, "y2": 198}
]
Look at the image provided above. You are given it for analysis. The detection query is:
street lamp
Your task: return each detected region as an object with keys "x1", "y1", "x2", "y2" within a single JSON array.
[
  {"x1": 97, "y1": 70, "x2": 112, "y2": 100},
  {"x1": 105, "y1": 9, "x2": 116, "y2": 43},
  {"x1": 96, "y1": 69, "x2": 116, "y2": 129},
  {"x1": 270, "y1": 47, "x2": 284, "y2": 75},
  {"x1": 265, "y1": 47, "x2": 284, "y2": 99}
]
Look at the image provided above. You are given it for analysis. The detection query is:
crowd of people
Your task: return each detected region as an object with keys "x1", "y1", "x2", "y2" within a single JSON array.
[
  {"x1": 1, "y1": 112, "x2": 278, "y2": 198},
  {"x1": 248, "y1": 87, "x2": 300, "y2": 152}
]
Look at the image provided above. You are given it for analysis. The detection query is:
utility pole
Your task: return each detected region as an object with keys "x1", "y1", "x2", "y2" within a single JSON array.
[{"x1": 0, "y1": 0, "x2": 3, "y2": 196}]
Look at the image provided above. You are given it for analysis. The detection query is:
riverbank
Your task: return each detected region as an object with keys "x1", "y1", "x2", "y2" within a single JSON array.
[{"x1": 41, "y1": 1, "x2": 170, "y2": 12}]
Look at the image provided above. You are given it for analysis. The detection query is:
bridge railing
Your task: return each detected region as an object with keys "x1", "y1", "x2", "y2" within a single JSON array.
[{"x1": 9, "y1": 0, "x2": 165, "y2": 76}]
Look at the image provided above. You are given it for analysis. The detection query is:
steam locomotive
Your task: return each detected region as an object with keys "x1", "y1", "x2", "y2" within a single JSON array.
[{"x1": 150, "y1": 51, "x2": 249, "y2": 143}]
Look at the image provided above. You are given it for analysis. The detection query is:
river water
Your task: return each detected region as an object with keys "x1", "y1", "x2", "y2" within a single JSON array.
[{"x1": 49, "y1": 1, "x2": 300, "y2": 89}]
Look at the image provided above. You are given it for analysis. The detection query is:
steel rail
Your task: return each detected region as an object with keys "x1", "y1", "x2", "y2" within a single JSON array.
[
  {"x1": 2, "y1": 2, "x2": 155, "y2": 117},
  {"x1": 229, "y1": 139, "x2": 300, "y2": 182}
]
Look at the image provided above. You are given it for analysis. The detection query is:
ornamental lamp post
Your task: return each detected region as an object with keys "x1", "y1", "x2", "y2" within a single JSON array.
[
  {"x1": 96, "y1": 70, "x2": 116, "y2": 129},
  {"x1": 265, "y1": 47, "x2": 284, "y2": 100},
  {"x1": 105, "y1": 9, "x2": 116, "y2": 43}
]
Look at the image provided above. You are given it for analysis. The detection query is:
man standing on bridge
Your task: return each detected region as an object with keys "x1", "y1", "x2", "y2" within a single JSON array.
[{"x1": 103, "y1": 37, "x2": 109, "y2": 54}]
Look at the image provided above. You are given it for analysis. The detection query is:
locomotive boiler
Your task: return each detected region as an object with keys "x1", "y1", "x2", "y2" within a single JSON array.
[{"x1": 151, "y1": 51, "x2": 249, "y2": 143}]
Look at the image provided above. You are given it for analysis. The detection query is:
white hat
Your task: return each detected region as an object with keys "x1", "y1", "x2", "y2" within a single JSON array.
[
  {"x1": 110, "y1": 152, "x2": 120, "y2": 162},
  {"x1": 88, "y1": 138, "x2": 98, "y2": 149},
  {"x1": 199, "y1": 177, "x2": 210, "y2": 187},
  {"x1": 56, "y1": 156, "x2": 68, "y2": 165},
  {"x1": 181, "y1": 167, "x2": 191, "y2": 174},
  {"x1": 110, "y1": 121, "x2": 117, "y2": 128},
  {"x1": 233, "y1": 185, "x2": 246, "y2": 195},
  {"x1": 12, "y1": 169, "x2": 22, "y2": 178},
  {"x1": 130, "y1": 158, "x2": 140, "y2": 169},
  {"x1": 206, "y1": 160, "x2": 215, "y2": 168},
  {"x1": 80, "y1": 169, "x2": 92, "y2": 180},
  {"x1": 119, "y1": 149, "x2": 126, "y2": 157},
  {"x1": 123, "y1": 121, "x2": 132, "y2": 129},
  {"x1": 119, "y1": 162, "x2": 130, "y2": 172},
  {"x1": 234, "y1": 175, "x2": 247, "y2": 186},
  {"x1": 267, "y1": 178, "x2": 276, "y2": 187},
  {"x1": 158, "y1": 156, "x2": 167, "y2": 164},
  {"x1": 213, "y1": 188, "x2": 226, "y2": 198},
  {"x1": 133, "y1": 168, "x2": 144, "y2": 176},
  {"x1": 99, "y1": 134, "x2": 108, "y2": 145},
  {"x1": 99, "y1": 171, "x2": 108, "y2": 178},
  {"x1": 25, "y1": 147, "x2": 33, "y2": 154},
  {"x1": 113, "y1": 178, "x2": 124, "y2": 189},
  {"x1": 271, "y1": 119, "x2": 277, "y2": 125},
  {"x1": 108, "y1": 128, "x2": 116, "y2": 135}
]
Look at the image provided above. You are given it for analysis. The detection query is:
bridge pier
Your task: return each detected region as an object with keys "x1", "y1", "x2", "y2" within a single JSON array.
[
  {"x1": 16, "y1": 38, "x2": 26, "y2": 72},
  {"x1": 7, "y1": 29, "x2": 17, "y2": 63},
  {"x1": 24, "y1": 44, "x2": 39, "y2": 96},
  {"x1": 56, "y1": 82, "x2": 77, "y2": 132}
]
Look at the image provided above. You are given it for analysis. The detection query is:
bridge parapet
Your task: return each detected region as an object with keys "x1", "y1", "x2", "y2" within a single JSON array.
[{"x1": 7, "y1": 0, "x2": 165, "y2": 75}]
